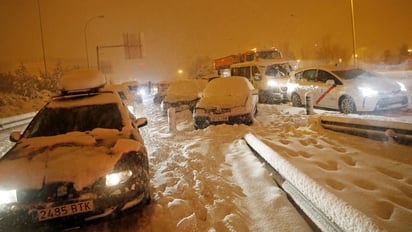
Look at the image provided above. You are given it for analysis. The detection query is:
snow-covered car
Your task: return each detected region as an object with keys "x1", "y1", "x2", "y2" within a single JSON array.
[
  {"x1": 193, "y1": 76, "x2": 259, "y2": 129},
  {"x1": 0, "y1": 69, "x2": 150, "y2": 229},
  {"x1": 153, "y1": 80, "x2": 170, "y2": 104},
  {"x1": 231, "y1": 60, "x2": 293, "y2": 104},
  {"x1": 287, "y1": 67, "x2": 409, "y2": 114},
  {"x1": 107, "y1": 81, "x2": 143, "y2": 113},
  {"x1": 161, "y1": 79, "x2": 207, "y2": 115}
]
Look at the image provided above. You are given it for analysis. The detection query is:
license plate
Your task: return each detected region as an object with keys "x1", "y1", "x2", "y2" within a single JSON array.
[
  {"x1": 211, "y1": 115, "x2": 228, "y2": 122},
  {"x1": 37, "y1": 200, "x2": 94, "y2": 221}
]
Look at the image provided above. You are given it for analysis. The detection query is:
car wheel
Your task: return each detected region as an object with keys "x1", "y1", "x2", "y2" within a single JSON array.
[
  {"x1": 291, "y1": 93, "x2": 302, "y2": 107},
  {"x1": 339, "y1": 96, "x2": 356, "y2": 114},
  {"x1": 245, "y1": 113, "x2": 254, "y2": 125},
  {"x1": 143, "y1": 182, "x2": 151, "y2": 204}
]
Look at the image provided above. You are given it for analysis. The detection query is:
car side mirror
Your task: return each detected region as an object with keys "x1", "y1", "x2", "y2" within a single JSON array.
[
  {"x1": 253, "y1": 73, "x2": 262, "y2": 81},
  {"x1": 134, "y1": 117, "x2": 148, "y2": 128},
  {"x1": 9, "y1": 131, "x2": 22, "y2": 142}
]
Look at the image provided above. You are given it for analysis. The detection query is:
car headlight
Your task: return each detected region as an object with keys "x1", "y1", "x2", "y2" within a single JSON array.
[
  {"x1": 267, "y1": 80, "x2": 278, "y2": 87},
  {"x1": 0, "y1": 189, "x2": 17, "y2": 205},
  {"x1": 106, "y1": 170, "x2": 133, "y2": 187},
  {"x1": 358, "y1": 87, "x2": 378, "y2": 97},
  {"x1": 396, "y1": 81, "x2": 407, "y2": 92}
]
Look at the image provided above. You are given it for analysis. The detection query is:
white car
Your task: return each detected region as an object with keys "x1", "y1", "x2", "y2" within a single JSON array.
[
  {"x1": 287, "y1": 67, "x2": 408, "y2": 114},
  {"x1": 193, "y1": 76, "x2": 259, "y2": 129}
]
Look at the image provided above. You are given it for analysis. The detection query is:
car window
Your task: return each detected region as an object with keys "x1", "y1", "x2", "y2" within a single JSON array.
[
  {"x1": 294, "y1": 71, "x2": 303, "y2": 80},
  {"x1": 231, "y1": 67, "x2": 239, "y2": 76},
  {"x1": 317, "y1": 70, "x2": 338, "y2": 83},
  {"x1": 265, "y1": 63, "x2": 292, "y2": 78},
  {"x1": 25, "y1": 103, "x2": 123, "y2": 138},
  {"x1": 332, "y1": 68, "x2": 375, "y2": 80},
  {"x1": 241, "y1": 66, "x2": 251, "y2": 78},
  {"x1": 302, "y1": 69, "x2": 317, "y2": 81},
  {"x1": 252, "y1": 66, "x2": 259, "y2": 77}
]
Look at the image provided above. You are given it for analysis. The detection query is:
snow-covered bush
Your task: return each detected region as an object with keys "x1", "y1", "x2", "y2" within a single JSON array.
[{"x1": 0, "y1": 62, "x2": 80, "y2": 117}]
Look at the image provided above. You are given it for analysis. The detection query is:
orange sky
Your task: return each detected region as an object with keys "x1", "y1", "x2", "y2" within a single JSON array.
[{"x1": 0, "y1": 0, "x2": 411, "y2": 82}]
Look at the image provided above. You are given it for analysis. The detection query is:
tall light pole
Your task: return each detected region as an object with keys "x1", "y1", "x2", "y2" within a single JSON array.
[
  {"x1": 36, "y1": 0, "x2": 47, "y2": 76},
  {"x1": 350, "y1": 0, "x2": 357, "y2": 66},
  {"x1": 84, "y1": 15, "x2": 104, "y2": 68}
]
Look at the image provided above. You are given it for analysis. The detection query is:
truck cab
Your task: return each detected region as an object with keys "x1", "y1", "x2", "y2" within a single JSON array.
[
  {"x1": 214, "y1": 48, "x2": 293, "y2": 104},
  {"x1": 231, "y1": 60, "x2": 292, "y2": 103}
]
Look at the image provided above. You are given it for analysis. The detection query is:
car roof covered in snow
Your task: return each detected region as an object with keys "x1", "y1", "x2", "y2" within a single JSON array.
[
  {"x1": 164, "y1": 79, "x2": 208, "y2": 101},
  {"x1": 59, "y1": 69, "x2": 106, "y2": 93},
  {"x1": 203, "y1": 76, "x2": 254, "y2": 97}
]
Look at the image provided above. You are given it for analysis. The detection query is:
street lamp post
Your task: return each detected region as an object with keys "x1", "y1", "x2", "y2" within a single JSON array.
[
  {"x1": 350, "y1": 0, "x2": 357, "y2": 66},
  {"x1": 84, "y1": 15, "x2": 104, "y2": 68},
  {"x1": 36, "y1": 0, "x2": 47, "y2": 76}
]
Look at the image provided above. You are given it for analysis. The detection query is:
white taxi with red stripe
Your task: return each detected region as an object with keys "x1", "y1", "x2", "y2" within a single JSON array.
[{"x1": 286, "y1": 67, "x2": 408, "y2": 114}]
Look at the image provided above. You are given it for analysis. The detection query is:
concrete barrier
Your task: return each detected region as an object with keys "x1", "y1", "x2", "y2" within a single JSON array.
[{"x1": 244, "y1": 133, "x2": 379, "y2": 232}]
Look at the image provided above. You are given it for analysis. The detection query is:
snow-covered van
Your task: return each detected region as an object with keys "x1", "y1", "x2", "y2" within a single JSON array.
[{"x1": 231, "y1": 60, "x2": 293, "y2": 103}]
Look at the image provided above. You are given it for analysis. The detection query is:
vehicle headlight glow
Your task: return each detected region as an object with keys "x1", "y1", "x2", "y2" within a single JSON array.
[
  {"x1": 0, "y1": 189, "x2": 17, "y2": 205},
  {"x1": 358, "y1": 87, "x2": 378, "y2": 97},
  {"x1": 106, "y1": 170, "x2": 133, "y2": 187},
  {"x1": 396, "y1": 81, "x2": 407, "y2": 92},
  {"x1": 267, "y1": 80, "x2": 278, "y2": 87}
]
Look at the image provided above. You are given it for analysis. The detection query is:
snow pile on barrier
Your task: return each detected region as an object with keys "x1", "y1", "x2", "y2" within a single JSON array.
[{"x1": 244, "y1": 133, "x2": 381, "y2": 232}]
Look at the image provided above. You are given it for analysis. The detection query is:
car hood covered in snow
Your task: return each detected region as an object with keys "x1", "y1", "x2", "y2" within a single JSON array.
[{"x1": 0, "y1": 128, "x2": 144, "y2": 191}]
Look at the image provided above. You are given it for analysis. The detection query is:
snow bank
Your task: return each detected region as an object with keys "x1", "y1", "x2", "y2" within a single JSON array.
[
  {"x1": 244, "y1": 133, "x2": 381, "y2": 232},
  {"x1": 251, "y1": 104, "x2": 412, "y2": 232}
]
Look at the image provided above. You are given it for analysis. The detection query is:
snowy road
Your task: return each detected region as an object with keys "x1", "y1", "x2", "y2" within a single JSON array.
[
  {"x1": 0, "y1": 100, "x2": 314, "y2": 231},
  {"x1": 1, "y1": 97, "x2": 411, "y2": 231}
]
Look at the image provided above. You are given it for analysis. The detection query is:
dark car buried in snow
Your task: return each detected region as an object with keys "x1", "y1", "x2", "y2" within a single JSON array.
[{"x1": 0, "y1": 69, "x2": 151, "y2": 230}]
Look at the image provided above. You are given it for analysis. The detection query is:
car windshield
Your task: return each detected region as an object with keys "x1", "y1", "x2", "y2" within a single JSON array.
[
  {"x1": 257, "y1": 50, "x2": 282, "y2": 59},
  {"x1": 25, "y1": 103, "x2": 123, "y2": 138},
  {"x1": 264, "y1": 63, "x2": 292, "y2": 78},
  {"x1": 332, "y1": 68, "x2": 377, "y2": 80}
]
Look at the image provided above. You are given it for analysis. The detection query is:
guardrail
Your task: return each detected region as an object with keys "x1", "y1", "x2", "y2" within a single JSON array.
[
  {"x1": 0, "y1": 112, "x2": 35, "y2": 130},
  {"x1": 319, "y1": 115, "x2": 412, "y2": 145},
  {"x1": 244, "y1": 133, "x2": 380, "y2": 232}
]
